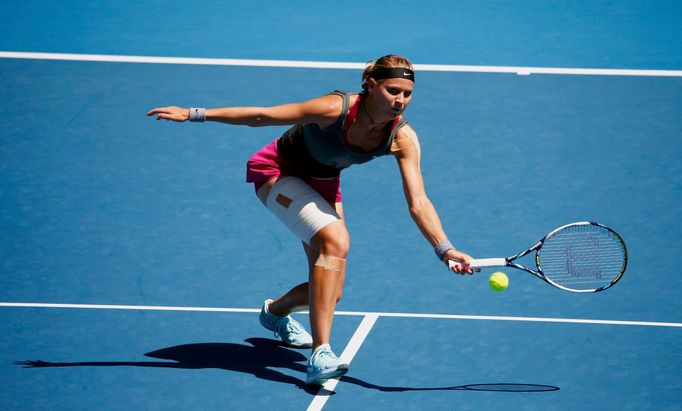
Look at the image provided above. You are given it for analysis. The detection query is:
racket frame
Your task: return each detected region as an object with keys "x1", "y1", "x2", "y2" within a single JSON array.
[{"x1": 465, "y1": 221, "x2": 628, "y2": 293}]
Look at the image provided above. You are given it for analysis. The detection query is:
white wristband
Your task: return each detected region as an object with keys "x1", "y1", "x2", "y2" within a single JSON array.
[{"x1": 188, "y1": 107, "x2": 206, "y2": 122}]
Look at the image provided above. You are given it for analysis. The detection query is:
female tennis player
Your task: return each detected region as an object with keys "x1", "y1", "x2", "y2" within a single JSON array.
[{"x1": 147, "y1": 54, "x2": 475, "y2": 385}]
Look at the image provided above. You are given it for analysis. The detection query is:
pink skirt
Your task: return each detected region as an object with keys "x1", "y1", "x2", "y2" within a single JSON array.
[{"x1": 246, "y1": 139, "x2": 342, "y2": 204}]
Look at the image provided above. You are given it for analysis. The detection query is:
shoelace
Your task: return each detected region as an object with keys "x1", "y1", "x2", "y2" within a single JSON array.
[
  {"x1": 273, "y1": 317, "x2": 305, "y2": 340},
  {"x1": 315, "y1": 349, "x2": 334, "y2": 360},
  {"x1": 311, "y1": 347, "x2": 338, "y2": 367}
]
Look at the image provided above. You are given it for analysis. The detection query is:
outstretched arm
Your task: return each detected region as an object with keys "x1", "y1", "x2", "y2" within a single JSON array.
[
  {"x1": 392, "y1": 126, "x2": 474, "y2": 274},
  {"x1": 146, "y1": 94, "x2": 343, "y2": 128}
]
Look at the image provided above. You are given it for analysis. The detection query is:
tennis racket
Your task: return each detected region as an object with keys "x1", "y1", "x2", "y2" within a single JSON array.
[{"x1": 450, "y1": 222, "x2": 627, "y2": 292}]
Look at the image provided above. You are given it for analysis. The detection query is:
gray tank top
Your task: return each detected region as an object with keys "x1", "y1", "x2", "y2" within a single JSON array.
[{"x1": 277, "y1": 91, "x2": 407, "y2": 178}]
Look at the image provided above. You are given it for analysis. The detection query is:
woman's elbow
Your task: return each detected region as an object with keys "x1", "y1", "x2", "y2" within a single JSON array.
[{"x1": 408, "y1": 197, "x2": 431, "y2": 217}]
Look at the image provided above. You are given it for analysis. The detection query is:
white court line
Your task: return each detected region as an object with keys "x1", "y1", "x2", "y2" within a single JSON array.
[
  {"x1": 0, "y1": 302, "x2": 259, "y2": 313},
  {"x1": 1, "y1": 51, "x2": 682, "y2": 77},
  {"x1": 306, "y1": 314, "x2": 379, "y2": 411},
  {"x1": 337, "y1": 311, "x2": 682, "y2": 328},
  {"x1": 1, "y1": 302, "x2": 681, "y2": 328}
]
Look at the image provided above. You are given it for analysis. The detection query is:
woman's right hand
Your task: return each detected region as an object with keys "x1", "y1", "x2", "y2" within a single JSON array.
[
  {"x1": 444, "y1": 248, "x2": 478, "y2": 275},
  {"x1": 146, "y1": 106, "x2": 189, "y2": 122}
]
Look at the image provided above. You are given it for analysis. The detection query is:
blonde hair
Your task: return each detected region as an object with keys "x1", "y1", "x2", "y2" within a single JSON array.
[{"x1": 362, "y1": 54, "x2": 414, "y2": 90}]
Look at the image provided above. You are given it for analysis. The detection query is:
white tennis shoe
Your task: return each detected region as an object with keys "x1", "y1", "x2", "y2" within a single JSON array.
[
  {"x1": 306, "y1": 344, "x2": 349, "y2": 385},
  {"x1": 259, "y1": 299, "x2": 313, "y2": 348}
]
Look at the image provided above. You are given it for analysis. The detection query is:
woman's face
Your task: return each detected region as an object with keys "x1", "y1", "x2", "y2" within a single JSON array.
[{"x1": 369, "y1": 77, "x2": 414, "y2": 117}]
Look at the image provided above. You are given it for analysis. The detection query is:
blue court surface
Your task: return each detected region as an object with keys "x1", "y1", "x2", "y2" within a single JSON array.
[{"x1": 2, "y1": 2, "x2": 682, "y2": 410}]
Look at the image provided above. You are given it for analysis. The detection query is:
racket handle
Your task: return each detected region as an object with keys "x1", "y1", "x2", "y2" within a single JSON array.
[
  {"x1": 448, "y1": 258, "x2": 507, "y2": 270},
  {"x1": 469, "y1": 258, "x2": 507, "y2": 268}
]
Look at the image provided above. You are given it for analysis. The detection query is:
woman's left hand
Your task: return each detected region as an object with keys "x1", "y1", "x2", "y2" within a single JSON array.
[{"x1": 146, "y1": 106, "x2": 190, "y2": 122}]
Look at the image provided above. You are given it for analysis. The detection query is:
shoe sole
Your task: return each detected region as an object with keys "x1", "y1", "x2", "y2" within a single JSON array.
[
  {"x1": 306, "y1": 364, "x2": 349, "y2": 386},
  {"x1": 287, "y1": 341, "x2": 313, "y2": 348}
]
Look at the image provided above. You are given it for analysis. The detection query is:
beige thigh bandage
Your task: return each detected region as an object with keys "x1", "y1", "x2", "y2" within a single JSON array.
[
  {"x1": 265, "y1": 177, "x2": 341, "y2": 245},
  {"x1": 314, "y1": 254, "x2": 346, "y2": 272}
]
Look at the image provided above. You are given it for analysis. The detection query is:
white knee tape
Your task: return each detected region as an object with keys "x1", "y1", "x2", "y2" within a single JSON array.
[{"x1": 265, "y1": 177, "x2": 341, "y2": 245}]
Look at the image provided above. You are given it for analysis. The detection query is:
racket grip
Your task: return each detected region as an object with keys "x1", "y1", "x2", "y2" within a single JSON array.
[
  {"x1": 447, "y1": 258, "x2": 507, "y2": 270},
  {"x1": 469, "y1": 258, "x2": 507, "y2": 268}
]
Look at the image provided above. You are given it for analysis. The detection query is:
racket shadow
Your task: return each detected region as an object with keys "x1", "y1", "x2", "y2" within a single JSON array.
[{"x1": 340, "y1": 376, "x2": 559, "y2": 393}]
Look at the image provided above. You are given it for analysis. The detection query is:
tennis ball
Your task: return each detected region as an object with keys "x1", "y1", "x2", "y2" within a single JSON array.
[{"x1": 489, "y1": 272, "x2": 509, "y2": 292}]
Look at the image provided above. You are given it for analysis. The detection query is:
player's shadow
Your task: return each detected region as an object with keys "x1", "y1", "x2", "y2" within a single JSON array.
[
  {"x1": 15, "y1": 338, "x2": 313, "y2": 391},
  {"x1": 15, "y1": 339, "x2": 559, "y2": 395}
]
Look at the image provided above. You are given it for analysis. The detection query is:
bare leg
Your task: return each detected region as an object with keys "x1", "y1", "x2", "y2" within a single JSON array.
[
  {"x1": 268, "y1": 282, "x2": 308, "y2": 316},
  {"x1": 306, "y1": 217, "x2": 348, "y2": 350},
  {"x1": 307, "y1": 263, "x2": 345, "y2": 348}
]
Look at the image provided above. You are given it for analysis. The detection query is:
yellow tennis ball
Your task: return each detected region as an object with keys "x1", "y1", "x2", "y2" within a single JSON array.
[{"x1": 489, "y1": 272, "x2": 509, "y2": 291}]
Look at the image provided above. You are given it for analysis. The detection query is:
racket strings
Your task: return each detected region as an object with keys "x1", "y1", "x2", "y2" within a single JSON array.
[{"x1": 538, "y1": 224, "x2": 626, "y2": 291}]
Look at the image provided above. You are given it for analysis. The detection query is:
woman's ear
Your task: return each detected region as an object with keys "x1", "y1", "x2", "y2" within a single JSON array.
[{"x1": 365, "y1": 78, "x2": 378, "y2": 94}]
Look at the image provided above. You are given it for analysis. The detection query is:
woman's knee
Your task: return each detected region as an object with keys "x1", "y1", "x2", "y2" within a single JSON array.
[{"x1": 311, "y1": 222, "x2": 350, "y2": 257}]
